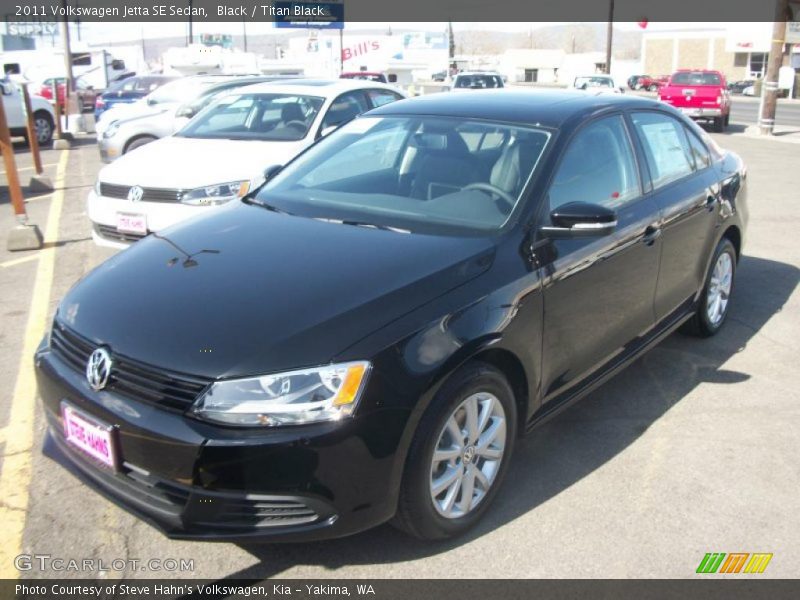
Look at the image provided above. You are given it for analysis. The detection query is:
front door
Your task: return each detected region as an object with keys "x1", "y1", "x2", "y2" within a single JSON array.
[{"x1": 537, "y1": 114, "x2": 662, "y2": 401}]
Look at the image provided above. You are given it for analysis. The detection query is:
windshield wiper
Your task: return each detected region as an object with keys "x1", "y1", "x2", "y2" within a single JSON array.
[
  {"x1": 315, "y1": 217, "x2": 410, "y2": 234},
  {"x1": 243, "y1": 196, "x2": 293, "y2": 215}
]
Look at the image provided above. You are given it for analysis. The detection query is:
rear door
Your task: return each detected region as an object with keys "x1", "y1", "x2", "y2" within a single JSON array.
[
  {"x1": 629, "y1": 111, "x2": 721, "y2": 321},
  {"x1": 539, "y1": 114, "x2": 662, "y2": 401}
]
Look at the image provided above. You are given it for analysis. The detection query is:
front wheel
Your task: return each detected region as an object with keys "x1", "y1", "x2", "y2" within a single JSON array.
[
  {"x1": 33, "y1": 111, "x2": 54, "y2": 145},
  {"x1": 648, "y1": 84, "x2": 659, "y2": 92},
  {"x1": 393, "y1": 362, "x2": 517, "y2": 540},
  {"x1": 684, "y1": 238, "x2": 737, "y2": 337}
]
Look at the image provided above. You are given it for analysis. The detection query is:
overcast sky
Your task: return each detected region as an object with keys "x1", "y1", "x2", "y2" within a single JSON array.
[{"x1": 56, "y1": 21, "x2": 721, "y2": 46}]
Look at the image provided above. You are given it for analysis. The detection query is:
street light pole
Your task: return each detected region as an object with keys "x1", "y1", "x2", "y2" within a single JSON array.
[
  {"x1": 759, "y1": 0, "x2": 789, "y2": 135},
  {"x1": 605, "y1": 0, "x2": 614, "y2": 74}
]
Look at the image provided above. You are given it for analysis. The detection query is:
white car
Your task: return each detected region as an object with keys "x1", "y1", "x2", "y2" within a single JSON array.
[
  {"x1": 572, "y1": 75, "x2": 625, "y2": 95},
  {"x1": 451, "y1": 72, "x2": 505, "y2": 92},
  {"x1": 1, "y1": 79, "x2": 56, "y2": 144},
  {"x1": 88, "y1": 79, "x2": 406, "y2": 248}
]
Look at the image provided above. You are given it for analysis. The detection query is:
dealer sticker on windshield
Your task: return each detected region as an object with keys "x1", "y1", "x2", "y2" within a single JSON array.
[{"x1": 61, "y1": 402, "x2": 117, "y2": 470}]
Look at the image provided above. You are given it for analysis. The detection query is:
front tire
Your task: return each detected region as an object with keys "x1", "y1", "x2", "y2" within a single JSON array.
[
  {"x1": 393, "y1": 361, "x2": 517, "y2": 540},
  {"x1": 648, "y1": 84, "x2": 658, "y2": 92},
  {"x1": 684, "y1": 238, "x2": 736, "y2": 337},
  {"x1": 33, "y1": 111, "x2": 54, "y2": 145}
]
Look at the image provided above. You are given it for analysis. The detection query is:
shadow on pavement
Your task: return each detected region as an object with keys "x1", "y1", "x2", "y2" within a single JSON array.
[{"x1": 188, "y1": 254, "x2": 798, "y2": 581}]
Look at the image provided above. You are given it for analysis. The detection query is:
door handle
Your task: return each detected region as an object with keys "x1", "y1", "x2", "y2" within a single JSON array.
[{"x1": 642, "y1": 225, "x2": 662, "y2": 245}]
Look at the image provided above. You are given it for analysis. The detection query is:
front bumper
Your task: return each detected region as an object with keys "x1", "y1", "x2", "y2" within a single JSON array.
[
  {"x1": 87, "y1": 190, "x2": 212, "y2": 249},
  {"x1": 97, "y1": 136, "x2": 123, "y2": 163},
  {"x1": 35, "y1": 345, "x2": 405, "y2": 541}
]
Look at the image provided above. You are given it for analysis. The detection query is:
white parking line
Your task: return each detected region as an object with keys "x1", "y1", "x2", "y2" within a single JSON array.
[
  {"x1": 0, "y1": 150, "x2": 68, "y2": 579},
  {"x1": 0, "y1": 254, "x2": 40, "y2": 269}
]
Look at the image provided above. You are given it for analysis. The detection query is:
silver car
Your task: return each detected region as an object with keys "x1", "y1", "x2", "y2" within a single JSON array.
[{"x1": 97, "y1": 75, "x2": 289, "y2": 162}]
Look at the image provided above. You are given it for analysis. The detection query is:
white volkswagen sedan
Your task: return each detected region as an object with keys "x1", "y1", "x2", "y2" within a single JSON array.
[{"x1": 88, "y1": 80, "x2": 406, "y2": 248}]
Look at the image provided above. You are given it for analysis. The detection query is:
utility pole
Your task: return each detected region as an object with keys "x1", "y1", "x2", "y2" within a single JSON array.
[
  {"x1": 242, "y1": 18, "x2": 248, "y2": 52},
  {"x1": 188, "y1": 0, "x2": 194, "y2": 46},
  {"x1": 759, "y1": 0, "x2": 789, "y2": 135},
  {"x1": 58, "y1": 0, "x2": 77, "y2": 144},
  {"x1": 448, "y1": 21, "x2": 455, "y2": 74},
  {"x1": 605, "y1": 0, "x2": 614, "y2": 74}
]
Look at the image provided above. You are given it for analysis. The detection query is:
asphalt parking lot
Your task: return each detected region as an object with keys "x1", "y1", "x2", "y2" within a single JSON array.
[{"x1": 1, "y1": 126, "x2": 798, "y2": 580}]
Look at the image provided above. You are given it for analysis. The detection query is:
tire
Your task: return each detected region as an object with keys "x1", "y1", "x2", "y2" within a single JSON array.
[
  {"x1": 724, "y1": 113, "x2": 730, "y2": 126},
  {"x1": 32, "y1": 111, "x2": 54, "y2": 145},
  {"x1": 124, "y1": 136, "x2": 157, "y2": 154},
  {"x1": 647, "y1": 84, "x2": 658, "y2": 92},
  {"x1": 713, "y1": 116, "x2": 725, "y2": 133},
  {"x1": 683, "y1": 238, "x2": 737, "y2": 337},
  {"x1": 393, "y1": 361, "x2": 517, "y2": 540}
]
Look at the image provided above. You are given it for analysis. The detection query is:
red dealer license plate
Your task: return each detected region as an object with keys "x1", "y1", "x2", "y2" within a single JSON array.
[{"x1": 61, "y1": 402, "x2": 117, "y2": 470}]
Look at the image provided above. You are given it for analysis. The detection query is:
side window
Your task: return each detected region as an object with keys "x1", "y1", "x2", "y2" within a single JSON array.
[
  {"x1": 684, "y1": 127, "x2": 711, "y2": 170},
  {"x1": 321, "y1": 92, "x2": 369, "y2": 131},
  {"x1": 548, "y1": 115, "x2": 640, "y2": 211},
  {"x1": 631, "y1": 112, "x2": 694, "y2": 188},
  {"x1": 367, "y1": 89, "x2": 403, "y2": 108}
]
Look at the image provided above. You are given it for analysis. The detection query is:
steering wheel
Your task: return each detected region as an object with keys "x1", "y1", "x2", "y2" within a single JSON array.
[
  {"x1": 462, "y1": 182, "x2": 516, "y2": 211},
  {"x1": 285, "y1": 120, "x2": 308, "y2": 133}
]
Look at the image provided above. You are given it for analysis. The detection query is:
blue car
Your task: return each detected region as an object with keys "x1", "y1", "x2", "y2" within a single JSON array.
[{"x1": 94, "y1": 75, "x2": 178, "y2": 121}]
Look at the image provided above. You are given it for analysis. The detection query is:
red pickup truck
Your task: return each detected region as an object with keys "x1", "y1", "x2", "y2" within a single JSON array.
[{"x1": 658, "y1": 70, "x2": 731, "y2": 132}]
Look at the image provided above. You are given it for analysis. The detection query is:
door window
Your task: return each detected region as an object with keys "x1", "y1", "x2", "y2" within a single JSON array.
[
  {"x1": 684, "y1": 127, "x2": 711, "y2": 170},
  {"x1": 631, "y1": 112, "x2": 695, "y2": 189},
  {"x1": 320, "y1": 92, "x2": 369, "y2": 131},
  {"x1": 548, "y1": 115, "x2": 640, "y2": 211},
  {"x1": 366, "y1": 89, "x2": 403, "y2": 108}
]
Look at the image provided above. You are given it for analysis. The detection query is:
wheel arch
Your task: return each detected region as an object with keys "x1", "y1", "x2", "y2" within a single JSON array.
[
  {"x1": 721, "y1": 224, "x2": 742, "y2": 262},
  {"x1": 123, "y1": 134, "x2": 158, "y2": 154}
]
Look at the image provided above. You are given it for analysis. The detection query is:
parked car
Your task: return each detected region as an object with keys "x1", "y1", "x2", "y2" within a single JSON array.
[
  {"x1": 340, "y1": 71, "x2": 389, "y2": 84},
  {"x1": 38, "y1": 90, "x2": 747, "y2": 542},
  {"x1": 1, "y1": 79, "x2": 56, "y2": 144},
  {"x1": 627, "y1": 74, "x2": 664, "y2": 92},
  {"x1": 742, "y1": 84, "x2": 757, "y2": 97},
  {"x1": 728, "y1": 79, "x2": 756, "y2": 95},
  {"x1": 88, "y1": 79, "x2": 406, "y2": 248},
  {"x1": 94, "y1": 75, "x2": 178, "y2": 121},
  {"x1": 97, "y1": 75, "x2": 287, "y2": 163},
  {"x1": 573, "y1": 75, "x2": 625, "y2": 94},
  {"x1": 37, "y1": 77, "x2": 96, "y2": 112},
  {"x1": 451, "y1": 72, "x2": 504, "y2": 91},
  {"x1": 658, "y1": 70, "x2": 731, "y2": 132}
]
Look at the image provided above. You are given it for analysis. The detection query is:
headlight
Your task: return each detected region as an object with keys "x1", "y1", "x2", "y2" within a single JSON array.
[
  {"x1": 102, "y1": 121, "x2": 119, "y2": 138},
  {"x1": 181, "y1": 181, "x2": 250, "y2": 206},
  {"x1": 191, "y1": 361, "x2": 371, "y2": 426}
]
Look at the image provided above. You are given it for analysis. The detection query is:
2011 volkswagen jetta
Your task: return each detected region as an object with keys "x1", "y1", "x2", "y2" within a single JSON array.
[{"x1": 35, "y1": 90, "x2": 747, "y2": 541}]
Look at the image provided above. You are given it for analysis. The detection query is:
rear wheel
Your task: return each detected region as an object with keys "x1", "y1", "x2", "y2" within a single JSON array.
[
  {"x1": 683, "y1": 238, "x2": 736, "y2": 337},
  {"x1": 393, "y1": 362, "x2": 517, "y2": 540},
  {"x1": 724, "y1": 113, "x2": 730, "y2": 126},
  {"x1": 647, "y1": 84, "x2": 658, "y2": 92},
  {"x1": 713, "y1": 116, "x2": 725, "y2": 133}
]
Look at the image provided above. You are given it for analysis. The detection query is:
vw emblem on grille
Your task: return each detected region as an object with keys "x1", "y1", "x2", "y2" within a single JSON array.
[
  {"x1": 127, "y1": 185, "x2": 144, "y2": 202},
  {"x1": 86, "y1": 348, "x2": 113, "y2": 391}
]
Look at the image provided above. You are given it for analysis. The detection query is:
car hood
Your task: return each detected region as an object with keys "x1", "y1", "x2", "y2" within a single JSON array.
[
  {"x1": 57, "y1": 203, "x2": 495, "y2": 378},
  {"x1": 99, "y1": 136, "x2": 308, "y2": 189}
]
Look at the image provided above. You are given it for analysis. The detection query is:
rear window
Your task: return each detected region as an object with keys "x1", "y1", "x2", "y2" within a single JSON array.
[
  {"x1": 455, "y1": 75, "x2": 503, "y2": 89},
  {"x1": 670, "y1": 72, "x2": 722, "y2": 86}
]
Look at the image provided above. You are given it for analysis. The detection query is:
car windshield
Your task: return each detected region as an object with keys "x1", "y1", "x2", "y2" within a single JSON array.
[
  {"x1": 671, "y1": 72, "x2": 722, "y2": 86},
  {"x1": 455, "y1": 75, "x2": 503, "y2": 89},
  {"x1": 177, "y1": 93, "x2": 325, "y2": 141},
  {"x1": 145, "y1": 78, "x2": 212, "y2": 104},
  {"x1": 574, "y1": 76, "x2": 614, "y2": 88},
  {"x1": 256, "y1": 116, "x2": 550, "y2": 234}
]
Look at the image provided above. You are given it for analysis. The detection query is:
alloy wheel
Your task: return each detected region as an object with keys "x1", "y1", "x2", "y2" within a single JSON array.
[
  {"x1": 707, "y1": 251, "x2": 733, "y2": 326},
  {"x1": 429, "y1": 392, "x2": 507, "y2": 519},
  {"x1": 35, "y1": 117, "x2": 52, "y2": 144}
]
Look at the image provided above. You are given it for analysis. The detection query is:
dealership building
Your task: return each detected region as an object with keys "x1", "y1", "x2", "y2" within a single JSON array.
[{"x1": 641, "y1": 23, "x2": 800, "y2": 82}]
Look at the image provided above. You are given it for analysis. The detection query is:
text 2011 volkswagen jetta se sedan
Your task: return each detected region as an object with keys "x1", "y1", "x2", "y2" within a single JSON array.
[{"x1": 36, "y1": 91, "x2": 747, "y2": 541}]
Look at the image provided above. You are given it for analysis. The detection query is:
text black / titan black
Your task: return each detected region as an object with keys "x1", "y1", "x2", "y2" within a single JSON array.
[{"x1": 35, "y1": 90, "x2": 747, "y2": 541}]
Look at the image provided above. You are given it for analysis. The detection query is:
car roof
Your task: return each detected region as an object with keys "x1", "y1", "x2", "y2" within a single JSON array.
[
  {"x1": 226, "y1": 78, "x2": 401, "y2": 97},
  {"x1": 456, "y1": 71, "x2": 501, "y2": 76},
  {"x1": 368, "y1": 89, "x2": 663, "y2": 129}
]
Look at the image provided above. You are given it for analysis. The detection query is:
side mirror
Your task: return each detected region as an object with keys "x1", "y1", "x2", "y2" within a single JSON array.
[
  {"x1": 318, "y1": 124, "x2": 339, "y2": 138},
  {"x1": 539, "y1": 202, "x2": 617, "y2": 238},
  {"x1": 175, "y1": 105, "x2": 195, "y2": 119},
  {"x1": 263, "y1": 164, "x2": 282, "y2": 180}
]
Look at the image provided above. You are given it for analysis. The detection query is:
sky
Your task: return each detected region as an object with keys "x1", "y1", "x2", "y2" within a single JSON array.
[{"x1": 47, "y1": 21, "x2": 724, "y2": 46}]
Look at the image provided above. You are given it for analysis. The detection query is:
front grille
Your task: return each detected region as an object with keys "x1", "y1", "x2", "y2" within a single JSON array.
[
  {"x1": 99, "y1": 183, "x2": 185, "y2": 203},
  {"x1": 93, "y1": 223, "x2": 148, "y2": 243},
  {"x1": 50, "y1": 322, "x2": 211, "y2": 411}
]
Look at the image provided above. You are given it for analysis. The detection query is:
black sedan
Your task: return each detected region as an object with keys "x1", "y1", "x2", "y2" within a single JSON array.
[{"x1": 35, "y1": 90, "x2": 748, "y2": 541}]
